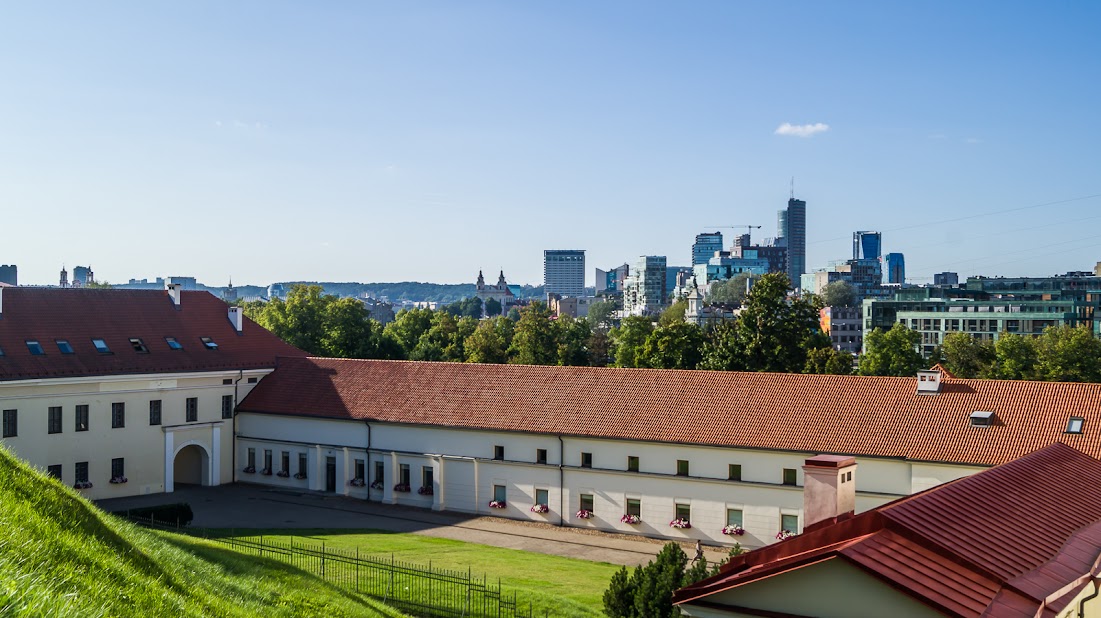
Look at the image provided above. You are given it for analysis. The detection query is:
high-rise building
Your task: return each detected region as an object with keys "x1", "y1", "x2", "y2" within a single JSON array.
[
  {"x1": 691, "y1": 232, "x2": 724, "y2": 266},
  {"x1": 933, "y1": 272, "x2": 959, "y2": 287},
  {"x1": 622, "y1": 256, "x2": 667, "y2": 316},
  {"x1": 0, "y1": 264, "x2": 16, "y2": 286},
  {"x1": 544, "y1": 250, "x2": 586, "y2": 298},
  {"x1": 885, "y1": 253, "x2": 905, "y2": 284},
  {"x1": 853, "y1": 231, "x2": 882, "y2": 261},
  {"x1": 777, "y1": 198, "x2": 806, "y2": 288},
  {"x1": 595, "y1": 264, "x2": 629, "y2": 294},
  {"x1": 73, "y1": 265, "x2": 94, "y2": 286}
]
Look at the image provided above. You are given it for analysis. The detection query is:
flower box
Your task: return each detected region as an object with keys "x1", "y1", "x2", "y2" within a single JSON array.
[
  {"x1": 576, "y1": 509, "x2": 594, "y2": 519},
  {"x1": 109, "y1": 476, "x2": 128, "y2": 484},
  {"x1": 620, "y1": 514, "x2": 641, "y2": 524},
  {"x1": 370, "y1": 480, "x2": 384, "y2": 490},
  {"x1": 242, "y1": 466, "x2": 256, "y2": 474},
  {"x1": 260, "y1": 467, "x2": 272, "y2": 476},
  {"x1": 488, "y1": 500, "x2": 507, "y2": 509},
  {"x1": 349, "y1": 478, "x2": 366, "y2": 487},
  {"x1": 669, "y1": 518, "x2": 692, "y2": 529},
  {"x1": 293, "y1": 473, "x2": 307, "y2": 480},
  {"x1": 531, "y1": 503, "x2": 549, "y2": 514},
  {"x1": 418, "y1": 486, "x2": 434, "y2": 496},
  {"x1": 722, "y1": 524, "x2": 745, "y2": 536},
  {"x1": 393, "y1": 483, "x2": 411, "y2": 493},
  {"x1": 776, "y1": 530, "x2": 797, "y2": 541},
  {"x1": 276, "y1": 470, "x2": 290, "y2": 478},
  {"x1": 73, "y1": 481, "x2": 93, "y2": 490}
]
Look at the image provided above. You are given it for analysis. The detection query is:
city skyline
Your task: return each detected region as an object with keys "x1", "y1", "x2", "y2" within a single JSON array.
[{"x1": 2, "y1": 2, "x2": 1099, "y2": 286}]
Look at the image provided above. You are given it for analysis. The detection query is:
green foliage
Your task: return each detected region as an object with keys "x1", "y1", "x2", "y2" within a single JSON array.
[
  {"x1": 508, "y1": 302, "x2": 558, "y2": 365},
  {"x1": 554, "y1": 315, "x2": 592, "y2": 366},
  {"x1": 484, "y1": 297, "x2": 503, "y2": 317},
  {"x1": 658, "y1": 300, "x2": 687, "y2": 326},
  {"x1": 84, "y1": 280, "x2": 114, "y2": 289},
  {"x1": 988, "y1": 332, "x2": 1040, "y2": 380},
  {"x1": 639, "y1": 323, "x2": 705, "y2": 369},
  {"x1": 820, "y1": 280, "x2": 856, "y2": 307},
  {"x1": 442, "y1": 297, "x2": 484, "y2": 320},
  {"x1": 464, "y1": 317, "x2": 512, "y2": 364},
  {"x1": 506, "y1": 306, "x2": 522, "y2": 321},
  {"x1": 610, "y1": 316, "x2": 655, "y2": 368},
  {"x1": 383, "y1": 307, "x2": 434, "y2": 356},
  {"x1": 859, "y1": 323, "x2": 925, "y2": 376},
  {"x1": 696, "y1": 321, "x2": 740, "y2": 371},
  {"x1": 586, "y1": 330, "x2": 612, "y2": 367},
  {"x1": 585, "y1": 300, "x2": 618, "y2": 331},
  {"x1": 938, "y1": 332, "x2": 995, "y2": 379},
  {"x1": 707, "y1": 273, "x2": 751, "y2": 305},
  {"x1": 1035, "y1": 325, "x2": 1101, "y2": 382},
  {"x1": 603, "y1": 542, "x2": 701, "y2": 618},
  {"x1": 803, "y1": 347, "x2": 854, "y2": 375}
]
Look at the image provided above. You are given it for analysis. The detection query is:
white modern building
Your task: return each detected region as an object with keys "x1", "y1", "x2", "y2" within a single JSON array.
[{"x1": 544, "y1": 250, "x2": 586, "y2": 298}]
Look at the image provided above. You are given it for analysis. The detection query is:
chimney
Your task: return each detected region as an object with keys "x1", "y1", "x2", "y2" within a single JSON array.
[
  {"x1": 166, "y1": 283, "x2": 182, "y2": 307},
  {"x1": 228, "y1": 306, "x2": 243, "y2": 333},
  {"x1": 802, "y1": 455, "x2": 857, "y2": 529}
]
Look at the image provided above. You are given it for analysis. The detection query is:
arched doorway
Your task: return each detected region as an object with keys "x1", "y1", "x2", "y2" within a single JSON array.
[{"x1": 173, "y1": 444, "x2": 211, "y2": 487}]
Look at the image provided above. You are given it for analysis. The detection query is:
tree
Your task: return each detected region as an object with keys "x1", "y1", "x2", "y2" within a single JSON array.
[
  {"x1": 859, "y1": 323, "x2": 925, "y2": 376},
  {"x1": 554, "y1": 315, "x2": 592, "y2": 366},
  {"x1": 443, "y1": 296, "x2": 484, "y2": 320},
  {"x1": 803, "y1": 347, "x2": 854, "y2": 375},
  {"x1": 706, "y1": 273, "x2": 752, "y2": 305},
  {"x1": 383, "y1": 307, "x2": 434, "y2": 357},
  {"x1": 603, "y1": 542, "x2": 696, "y2": 618},
  {"x1": 1036, "y1": 325, "x2": 1101, "y2": 383},
  {"x1": 484, "y1": 297, "x2": 502, "y2": 317},
  {"x1": 586, "y1": 330, "x2": 612, "y2": 367},
  {"x1": 658, "y1": 300, "x2": 687, "y2": 326},
  {"x1": 639, "y1": 323, "x2": 704, "y2": 369},
  {"x1": 586, "y1": 299, "x2": 618, "y2": 331},
  {"x1": 610, "y1": 316, "x2": 655, "y2": 368},
  {"x1": 988, "y1": 331, "x2": 1040, "y2": 380},
  {"x1": 820, "y1": 280, "x2": 856, "y2": 307},
  {"x1": 506, "y1": 306, "x2": 522, "y2": 322},
  {"x1": 508, "y1": 302, "x2": 557, "y2": 365},
  {"x1": 464, "y1": 318, "x2": 510, "y2": 364},
  {"x1": 698, "y1": 321, "x2": 742, "y2": 371},
  {"x1": 938, "y1": 332, "x2": 995, "y2": 379}
]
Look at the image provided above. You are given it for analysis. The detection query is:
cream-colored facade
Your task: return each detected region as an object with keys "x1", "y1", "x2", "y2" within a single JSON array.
[
  {"x1": 236, "y1": 413, "x2": 983, "y2": 549},
  {"x1": 0, "y1": 368, "x2": 271, "y2": 500}
]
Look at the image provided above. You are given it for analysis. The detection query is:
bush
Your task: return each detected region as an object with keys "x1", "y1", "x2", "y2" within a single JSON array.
[{"x1": 118, "y1": 503, "x2": 194, "y2": 527}]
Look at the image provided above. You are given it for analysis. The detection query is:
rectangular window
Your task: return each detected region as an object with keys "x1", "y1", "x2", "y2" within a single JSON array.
[
  {"x1": 782, "y1": 468, "x2": 797, "y2": 486},
  {"x1": 111, "y1": 402, "x2": 125, "y2": 428},
  {"x1": 56, "y1": 340, "x2": 74, "y2": 354},
  {"x1": 149, "y1": 400, "x2": 162, "y2": 425},
  {"x1": 354, "y1": 458, "x2": 365, "y2": 480},
  {"x1": 111, "y1": 458, "x2": 124, "y2": 479},
  {"x1": 298, "y1": 453, "x2": 307, "y2": 477},
  {"x1": 47, "y1": 464, "x2": 62, "y2": 480},
  {"x1": 200, "y1": 337, "x2": 218, "y2": 350},
  {"x1": 185, "y1": 397, "x2": 198, "y2": 422},
  {"x1": 675, "y1": 503, "x2": 691, "y2": 522},
  {"x1": 26, "y1": 340, "x2": 45, "y2": 355},
  {"x1": 223, "y1": 378, "x2": 233, "y2": 385},
  {"x1": 579, "y1": 493, "x2": 593, "y2": 512},
  {"x1": 1068, "y1": 417, "x2": 1085, "y2": 434},
  {"x1": 626, "y1": 498, "x2": 641, "y2": 518},
  {"x1": 627, "y1": 456, "x2": 639, "y2": 472},
  {"x1": 75, "y1": 461, "x2": 89, "y2": 484},
  {"x1": 221, "y1": 395, "x2": 234, "y2": 419},
  {"x1": 48, "y1": 407, "x2": 62, "y2": 434},
  {"x1": 728, "y1": 464, "x2": 742, "y2": 481},
  {"x1": 676, "y1": 460, "x2": 689, "y2": 476},
  {"x1": 423, "y1": 466, "x2": 433, "y2": 489},
  {"x1": 2, "y1": 409, "x2": 16, "y2": 438},
  {"x1": 129, "y1": 338, "x2": 149, "y2": 353},
  {"x1": 247, "y1": 448, "x2": 256, "y2": 468},
  {"x1": 536, "y1": 448, "x2": 547, "y2": 464},
  {"x1": 91, "y1": 338, "x2": 111, "y2": 353},
  {"x1": 493, "y1": 445, "x2": 504, "y2": 460},
  {"x1": 282, "y1": 451, "x2": 291, "y2": 475},
  {"x1": 374, "y1": 461, "x2": 384, "y2": 483},
  {"x1": 581, "y1": 452, "x2": 592, "y2": 468},
  {"x1": 726, "y1": 508, "x2": 743, "y2": 527},
  {"x1": 165, "y1": 337, "x2": 183, "y2": 350},
  {"x1": 399, "y1": 464, "x2": 411, "y2": 486},
  {"x1": 76, "y1": 405, "x2": 89, "y2": 431},
  {"x1": 247, "y1": 377, "x2": 258, "y2": 384},
  {"x1": 535, "y1": 488, "x2": 549, "y2": 506},
  {"x1": 493, "y1": 484, "x2": 506, "y2": 503},
  {"x1": 262, "y1": 449, "x2": 273, "y2": 471},
  {"x1": 781, "y1": 514, "x2": 799, "y2": 533}
]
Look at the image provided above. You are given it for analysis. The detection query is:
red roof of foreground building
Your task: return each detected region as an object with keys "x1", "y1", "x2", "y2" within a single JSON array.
[
  {"x1": 673, "y1": 443, "x2": 1101, "y2": 618},
  {"x1": 0, "y1": 288, "x2": 304, "y2": 381},
  {"x1": 237, "y1": 357, "x2": 1101, "y2": 466}
]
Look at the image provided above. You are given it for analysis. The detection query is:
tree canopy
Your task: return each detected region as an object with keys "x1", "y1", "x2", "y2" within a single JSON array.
[
  {"x1": 820, "y1": 280, "x2": 856, "y2": 307},
  {"x1": 858, "y1": 323, "x2": 924, "y2": 376}
]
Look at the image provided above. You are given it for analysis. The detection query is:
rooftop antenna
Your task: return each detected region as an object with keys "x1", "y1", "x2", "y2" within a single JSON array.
[{"x1": 790, "y1": 177, "x2": 794, "y2": 199}]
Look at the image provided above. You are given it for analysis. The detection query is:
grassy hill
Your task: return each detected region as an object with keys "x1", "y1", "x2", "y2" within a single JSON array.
[{"x1": 0, "y1": 446, "x2": 404, "y2": 618}]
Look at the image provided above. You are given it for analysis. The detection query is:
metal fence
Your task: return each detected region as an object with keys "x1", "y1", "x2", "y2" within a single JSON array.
[{"x1": 122, "y1": 515, "x2": 541, "y2": 618}]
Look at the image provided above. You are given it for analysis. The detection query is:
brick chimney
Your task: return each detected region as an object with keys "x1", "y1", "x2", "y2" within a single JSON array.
[
  {"x1": 166, "y1": 283, "x2": 182, "y2": 307},
  {"x1": 802, "y1": 454, "x2": 857, "y2": 529},
  {"x1": 228, "y1": 306, "x2": 243, "y2": 333}
]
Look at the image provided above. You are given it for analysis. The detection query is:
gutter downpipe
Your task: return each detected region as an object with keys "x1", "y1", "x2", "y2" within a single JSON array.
[
  {"x1": 365, "y1": 421, "x2": 373, "y2": 502},
  {"x1": 558, "y1": 435, "x2": 565, "y2": 528},
  {"x1": 1080, "y1": 578, "x2": 1099, "y2": 617},
  {"x1": 232, "y1": 370, "x2": 243, "y2": 480}
]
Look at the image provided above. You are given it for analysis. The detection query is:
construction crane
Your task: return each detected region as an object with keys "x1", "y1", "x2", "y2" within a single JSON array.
[{"x1": 705, "y1": 225, "x2": 762, "y2": 236}]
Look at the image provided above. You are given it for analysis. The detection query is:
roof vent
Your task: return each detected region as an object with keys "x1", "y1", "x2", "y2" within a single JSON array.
[
  {"x1": 166, "y1": 283, "x2": 182, "y2": 307},
  {"x1": 970, "y1": 410, "x2": 996, "y2": 427},
  {"x1": 916, "y1": 369, "x2": 942, "y2": 395}
]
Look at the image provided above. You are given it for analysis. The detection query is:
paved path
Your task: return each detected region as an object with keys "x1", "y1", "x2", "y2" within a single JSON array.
[{"x1": 98, "y1": 484, "x2": 734, "y2": 567}]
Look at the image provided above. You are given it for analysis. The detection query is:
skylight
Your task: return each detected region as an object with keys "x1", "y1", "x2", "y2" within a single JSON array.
[
  {"x1": 201, "y1": 337, "x2": 218, "y2": 350},
  {"x1": 970, "y1": 411, "x2": 995, "y2": 427},
  {"x1": 165, "y1": 337, "x2": 183, "y2": 350},
  {"x1": 26, "y1": 340, "x2": 44, "y2": 355},
  {"x1": 1067, "y1": 417, "x2": 1084, "y2": 434},
  {"x1": 56, "y1": 340, "x2": 74, "y2": 354},
  {"x1": 129, "y1": 338, "x2": 149, "y2": 353},
  {"x1": 91, "y1": 339, "x2": 111, "y2": 354}
]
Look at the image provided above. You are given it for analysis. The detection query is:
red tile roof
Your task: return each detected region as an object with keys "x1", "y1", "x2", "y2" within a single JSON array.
[
  {"x1": 0, "y1": 288, "x2": 304, "y2": 381},
  {"x1": 674, "y1": 443, "x2": 1101, "y2": 618},
  {"x1": 238, "y1": 357, "x2": 1101, "y2": 466}
]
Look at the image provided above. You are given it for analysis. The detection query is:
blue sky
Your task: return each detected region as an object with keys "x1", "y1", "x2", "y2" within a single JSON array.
[{"x1": 2, "y1": 2, "x2": 1099, "y2": 286}]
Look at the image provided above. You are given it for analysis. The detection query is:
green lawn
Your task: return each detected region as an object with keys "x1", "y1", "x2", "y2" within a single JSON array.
[
  {"x1": 0, "y1": 446, "x2": 404, "y2": 618},
  {"x1": 210, "y1": 528, "x2": 621, "y2": 617}
]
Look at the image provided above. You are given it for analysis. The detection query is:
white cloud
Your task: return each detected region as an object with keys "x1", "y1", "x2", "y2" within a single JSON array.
[
  {"x1": 774, "y1": 122, "x2": 830, "y2": 138},
  {"x1": 964, "y1": 137, "x2": 981, "y2": 144}
]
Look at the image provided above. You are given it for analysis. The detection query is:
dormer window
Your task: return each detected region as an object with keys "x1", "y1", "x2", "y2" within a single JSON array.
[
  {"x1": 26, "y1": 340, "x2": 44, "y2": 355},
  {"x1": 165, "y1": 337, "x2": 183, "y2": 350},
  {"x1": 91, "y1": 339, "x2": 111, "y2": 354},
  {"x1": 201, "y1": 337, "x2": 218, "y2": 350},
  {"x1": 1067, "y1": 417, "x2": 1084, "y2": 434},
  {"x1": 970, "y1": 411, "x2": 995, "y2": 427},
  {"x1": 56, "y1": 340, "x2": 74, "y2": 354},
  {"x1": 129, "y1": 338, "x2": 149, "y2": 353}
]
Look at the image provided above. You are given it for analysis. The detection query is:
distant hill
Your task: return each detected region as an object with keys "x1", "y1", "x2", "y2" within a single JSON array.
[
  {"x1": 115, "y1": 281, "x2": 547, "y2": 303},
  {"x1": 0, "y1": 445, "x2": 400, "y2": 617}
]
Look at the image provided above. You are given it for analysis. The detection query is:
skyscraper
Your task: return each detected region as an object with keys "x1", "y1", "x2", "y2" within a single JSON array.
[
  {"x1": 783, "y1": 198, "x2": 806, "y2": 288},
  {"x1": 691, "y1": 232, "x2": 724, "y2": 266},
  {"x1": 544, "y1": 250, "x2": 586, "y2": 298},
  {"x1": 853, "y1": 231, "x2": 882, "y2": 261},
  {"x1": 885, "y1": 253, "x2": 905, "y2": 285}
]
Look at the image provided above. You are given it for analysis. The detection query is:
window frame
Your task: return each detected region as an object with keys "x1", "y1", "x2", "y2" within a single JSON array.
[
  {"x1": 200, "y1": 337, "x2": 219, "y2": 350},
  {"x1": 675, "y1": 503, "x2": 691, "y2": 522},
  {"x1": 298, "y1": 453, "x2": 308, "y2": 477},
  {"x1": 536, "y1": 448, "x2": 547, "y2": 464},
  {"x1": 374, "y1": 460, "x2": 384, "y2": 483},
  {"x1": 627, "y1": 456, "x2": 639, "y2": 472},
  {"x1": 626, "y1": 498, "x2": 642, "y2": 518},
  {"x1": 282, "y1": 451, "x2": 291, "y2": 475},
  {"x1": 149, "y1": 400, "x2": 162, "y2": 426},
  {"x1": 47, "y1": 406, "x2": 63, "y2": 434},
  {"x1": 91, "y1": 338, "x2": 111, "y2": 354},
  {"x1": 781, "y1": 513, "x2": 799, "y2": 533},
  {"x1": 399, "y1": 463, "x2": 411, "y2": 486},
  {"x1": 676, "y1": 460, "x2": 690, "y2": 477},
  {"x1": 165, "y1": 337, "x2": 183, "y2": 350},
  {"x1": 728, "y1": 463, "x2": 742, "y2": 481},
  {"x1": 726, "y1": 508, "x2": 743, "y2": 527},
  {"x1": 2, "y1": 409, "x2": 17, "y2": 438},
  {"x1": 221, "y1": 395, "x2": 234, "y2": 419},
  {"x1": 111, "y1": 402, "x2": 125, "y2": 429},
  {"x1": 26, "y1": 340, "x2": 45, "y2": 355},
  {"x1": 579, "y1": 493, "x2": 594, "y2": 512},
  {"x1": 47, "y1": 464, "x2": 62, "y2": 480},
  {"x1": 493, "y1": 484, "x2": 506, "y2": 503},
  {"x1": 354, "y1": 458, "x2": 365, "y2": 480},
  {"x1": 185, "y1": 397, "x2": 198, "y2": 422},
  {"x1": 782, "y1": 468, "x2": 797, "y2": 486},
  {"x1": 111, "y1": 457, "x2": 125, "y2": 479},
  {"x1": 247, "y1": 448, "x2": 256, "y2": 469},
  {"x1": 75, "y1": 405, "x2": 89, "y2": 431},
  {"x1": 129, "y1": 338, "x2": 149, "y2": 353},
  {"x1": 493, "y1": 445, "x2": 504, "y2": 460},
  {"x1": 422, "y1": 465, "x2": 434, "y2": 489},
  {"x1": 581, "y1": 452, "x2": 593, "y2": 468},
  {"x1": 1067, "y1": 417, "x2": 1085, "y2": 434},
  {"x1": 55, "y1": 340, "x2": 74, "y2": 354},
  {"x1": 75, "y1": 461, "x2": 89, "y2": 484}
]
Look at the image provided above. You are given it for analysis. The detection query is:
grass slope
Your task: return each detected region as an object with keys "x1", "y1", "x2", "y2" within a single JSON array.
[
  {"x1": 0, "y1": 447, "x2": 404, "y2": 618},
  {"x1": 221, "y1": 529, "x2": 621, "y2": 617}
]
